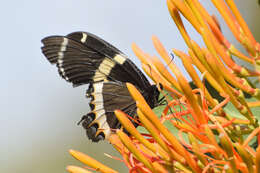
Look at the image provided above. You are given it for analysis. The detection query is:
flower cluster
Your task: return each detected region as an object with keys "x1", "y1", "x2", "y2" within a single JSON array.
[{"x1": 67, "y1": 0, "x2": 260, "y2": 172}]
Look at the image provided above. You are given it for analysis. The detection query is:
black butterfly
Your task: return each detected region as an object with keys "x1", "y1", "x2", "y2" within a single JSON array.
[{"x1": 41, "y1": 32, "x2": 160, "y2": 142}]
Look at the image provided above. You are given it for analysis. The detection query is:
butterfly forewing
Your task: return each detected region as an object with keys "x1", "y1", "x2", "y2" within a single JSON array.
[
  {"x1": 66, "y1": 32, "x2": 152, "y2": 90},
  {"x1": 42, "y1": 36, "x2": 109, "y2": 85}
]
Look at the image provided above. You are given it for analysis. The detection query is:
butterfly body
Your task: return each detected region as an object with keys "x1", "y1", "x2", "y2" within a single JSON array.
[{"x1": 41, "y1": 32, "x2": 159, "y2": 142}]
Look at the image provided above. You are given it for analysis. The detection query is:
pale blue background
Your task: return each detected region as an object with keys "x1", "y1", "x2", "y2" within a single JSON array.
[{"x1": 1, "y1": 1, "x2": 259, "y2": 172}]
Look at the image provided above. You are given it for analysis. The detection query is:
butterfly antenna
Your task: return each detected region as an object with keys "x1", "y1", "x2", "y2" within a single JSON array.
[
  {"x1": 170, "y1": 53, "x2": 175, "y2": 63},
  {"x1": 146, "y1": 63, "x2": 154, "y2": 81},
  {"x1": 158, "y1": 52, "x2": 175, "y2": 76}
]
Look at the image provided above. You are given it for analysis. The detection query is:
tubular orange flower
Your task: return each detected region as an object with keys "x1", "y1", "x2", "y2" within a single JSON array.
[
  {"x1": 69, "y1": 150, "x2": 118, "y2": 173},
  {"x1": 67, "y1": 166, "x2": 93, "y2": 173},
  {"x1": 256, "y1": 146, "x2": 260, "y2": 173}
]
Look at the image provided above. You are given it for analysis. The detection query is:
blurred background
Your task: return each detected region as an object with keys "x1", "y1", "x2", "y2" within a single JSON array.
[{"x1": 1, "y1": 0, "x2": 259, "y2": 172}]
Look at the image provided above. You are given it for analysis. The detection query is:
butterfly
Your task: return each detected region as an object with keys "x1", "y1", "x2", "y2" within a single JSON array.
[{"x1": 41, "y1": 32, "x2": 160, "y2": 142}]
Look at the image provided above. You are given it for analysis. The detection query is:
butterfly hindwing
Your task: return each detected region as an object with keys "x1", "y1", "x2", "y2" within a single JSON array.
[{"x1": 83, "y1": 81, "x2": 137, "y2": 142}]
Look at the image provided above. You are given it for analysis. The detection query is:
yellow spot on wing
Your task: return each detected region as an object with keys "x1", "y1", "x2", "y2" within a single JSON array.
[
  {"x1": 114, "y1": 54, "x2": 126, "y2": 64},
  {"x1": 80, "y1": 33, "x2": 87, "y2": 43}
]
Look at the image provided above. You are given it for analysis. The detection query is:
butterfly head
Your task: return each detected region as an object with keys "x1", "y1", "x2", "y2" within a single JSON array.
[{"x1": 146, "y1": 84, "x2": 161, "y2": 109}]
